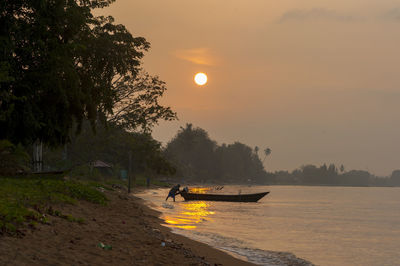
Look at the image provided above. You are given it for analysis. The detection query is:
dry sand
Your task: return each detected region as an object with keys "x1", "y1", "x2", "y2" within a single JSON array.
[{"x1": 0, "y1": 188, "x2": 254, "y2": 266}]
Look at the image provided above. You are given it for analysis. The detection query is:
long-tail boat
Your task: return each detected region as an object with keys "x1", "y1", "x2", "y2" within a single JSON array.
[{"x1": 179, "y1": 191, "x2": 269, "y2": 202}]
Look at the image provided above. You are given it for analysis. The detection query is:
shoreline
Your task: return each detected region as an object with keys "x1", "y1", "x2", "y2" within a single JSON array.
[
  {"x1": 0, "y1": 187, "x2": 254, "y2": 266},
  {"x1": 133, "y1": 192, "x2": 255, "y2": 266},
  {"x1": 137, "y1": 187, "x2": 314, "y2": 266}
]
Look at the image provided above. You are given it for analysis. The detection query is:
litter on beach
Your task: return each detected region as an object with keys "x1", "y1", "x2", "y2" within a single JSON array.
[{"x1": 97, "y1": 242, "x2": 112, "y2": 250}]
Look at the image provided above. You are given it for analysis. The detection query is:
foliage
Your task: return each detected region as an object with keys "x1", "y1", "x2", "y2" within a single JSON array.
[
  {"x1": 164, "y1": 124, "x2": 269, "y2": 183},
  {"x1": 272, "y1": 163, "x2": 396, "y2": 187},
  {"x1": 0, "y1": 139, "x2": 30, "y2": 175},
  {"x1": 0, "y1": 176, "x2": 108, "y2": 235},
  {"x1": 164, "y1": 124, "x2": 218, "y2": 181},
  {"x1": 390, "y1": 170, "x2": 400, "y2": 186},
  {"x1": 215, "y1": 142, "x2": 267, "y2": 183},
  {"x1": 0, "y1": 0, "x2": 175, "y2": 147},
  {"x1": 262, "y1": 147, "x2": 272, "y2": 163},
  {"x1": 164, "y1": 124, "x2": 400, "y2": 187},
  {"x1": 43, "y1": 121, "x2": 175, "y2": 177},
  {"x1": 109, "y1": 71, "x2": 177, "y2": 132}
]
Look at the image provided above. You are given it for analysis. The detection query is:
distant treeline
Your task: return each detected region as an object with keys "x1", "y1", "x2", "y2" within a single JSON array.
[
  {"x1": 3, "y1": 121, "x2": 400, "y2": 187},
  {"x1": 271, "y1": 165, "x2": 400, "y2": 187},
  {"x1": 163, "y1": 124, "x2": 400, "y2": 187}
]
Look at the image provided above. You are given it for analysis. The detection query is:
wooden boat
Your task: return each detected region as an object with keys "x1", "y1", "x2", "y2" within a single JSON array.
[{"x1": 179, "y1": 191, "x2": 269, "y2": 202}]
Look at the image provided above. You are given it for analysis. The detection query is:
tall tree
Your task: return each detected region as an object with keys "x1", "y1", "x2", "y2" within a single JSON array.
[
  {"x1": 0, "y1": 0, "x2": 175, "y2": 146},
  {"x1": 108, "y1": 71, "x2": 176, "y2": 132},
  {"x1": 390, "y1": 170, "x2": 400, "y2": 186},
  {"x1": 164, "y1": 124, "x2": 270, "y2": 183},
  {"x1": 262, "y1": 147, "x2": 272, "y2": 163},
  {"x1": 164, "y1": 124, "x2": 217, "y2": 181},
  {"x1": 216, "y1": 142, "x2": 267, "y2": 183}
]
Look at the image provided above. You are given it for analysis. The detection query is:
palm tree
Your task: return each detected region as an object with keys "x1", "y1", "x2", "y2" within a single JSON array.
[
  {"x1": 254, "y1": 146, "x2": 259, "y2": 156},
  {"x1": 262, "y1": 147, "x2": 271, "y2": 163}
]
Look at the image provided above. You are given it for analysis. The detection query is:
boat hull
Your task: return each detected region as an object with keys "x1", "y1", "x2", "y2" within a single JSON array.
[{"x1": 180, "y1": 191, "x2": 269, "y2": 202}]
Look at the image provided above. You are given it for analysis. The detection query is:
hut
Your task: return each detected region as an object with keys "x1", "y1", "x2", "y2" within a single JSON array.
[{"x1": 90, "y1": 160, "x2": 113, "y2": 176}]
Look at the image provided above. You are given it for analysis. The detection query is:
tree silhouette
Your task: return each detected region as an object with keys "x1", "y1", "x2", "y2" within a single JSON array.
[
  {"x1": 0, "y1": 0, "x2": 174, "y2": 146},
  {"x1": 262, "y1": 147, "x2": 272, "y2": 163},
  {"x1": 164, "y1": 124, "x2": 269, "y2": 183}
]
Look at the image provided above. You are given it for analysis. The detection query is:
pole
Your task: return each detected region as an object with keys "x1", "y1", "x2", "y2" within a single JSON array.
[
  {"x1": 39, "y1": 141, "x2": 42, "y2": 172},
  {"x1": 128, "y1": 151, "x2": 132, "y2": 193},
  {"x1": 32, "y1": 139, "x2": 43, "y2": 172}
]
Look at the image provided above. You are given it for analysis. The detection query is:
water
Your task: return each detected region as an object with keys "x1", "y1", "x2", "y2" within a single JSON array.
[{"x1": 136, "y1": 186, "x2": 400, "y2": 266}]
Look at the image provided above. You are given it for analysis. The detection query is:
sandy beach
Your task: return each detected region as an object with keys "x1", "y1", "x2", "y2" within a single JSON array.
[{"x1": 0, "y1": 188, "x2": 254, "y2": 266}]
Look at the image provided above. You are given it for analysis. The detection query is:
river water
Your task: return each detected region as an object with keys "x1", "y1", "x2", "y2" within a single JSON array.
[{"x1": 136, "y1": 185, "x2": 400, "y2": 266}]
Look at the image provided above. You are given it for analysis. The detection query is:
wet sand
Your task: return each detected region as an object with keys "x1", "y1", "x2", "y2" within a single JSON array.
[{"x1": 0, "y1": 188, "x2": 254, "y2": 266}]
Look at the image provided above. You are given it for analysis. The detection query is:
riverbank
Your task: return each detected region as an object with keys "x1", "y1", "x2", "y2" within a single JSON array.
[{"x1": 0, "y1": 185, "x2": 253, "y2": 265}]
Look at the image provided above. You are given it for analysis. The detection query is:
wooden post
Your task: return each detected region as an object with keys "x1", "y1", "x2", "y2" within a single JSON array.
[{"x1": 128, "y1": 151, "x2": 132, "y2": 193}]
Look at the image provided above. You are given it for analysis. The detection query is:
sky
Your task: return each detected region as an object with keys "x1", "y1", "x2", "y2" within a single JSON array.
[{"x1": 99, "y1": 0, "x2": 400, "y2": 176}]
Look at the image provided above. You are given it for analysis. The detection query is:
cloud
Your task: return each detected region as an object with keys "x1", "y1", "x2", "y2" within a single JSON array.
[
  {"x1": 173, "y1": 48, "x2": 217, "y2": 66},
  {"x1": 278, "y1": 8, "x2": 355, "y2": 23},
  {"x1": 382, "y1": 8, "x2": 400, "y2": 21}
]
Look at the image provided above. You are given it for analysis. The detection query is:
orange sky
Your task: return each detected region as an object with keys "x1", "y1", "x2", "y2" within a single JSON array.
[{"x1": 99, "y1": 0, "x2": 400, "y2": 176}]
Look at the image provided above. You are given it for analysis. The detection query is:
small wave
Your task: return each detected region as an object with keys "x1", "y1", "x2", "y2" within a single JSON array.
[
  {"x1": 221, "y1": 246, "x2": 313, "y2": 266},
  {"x1": 171, "y1": 229, "x2": 313, "y2": 266},
  {"x1": 162, "y1": 203, "x2": 174, "y2": 209}
]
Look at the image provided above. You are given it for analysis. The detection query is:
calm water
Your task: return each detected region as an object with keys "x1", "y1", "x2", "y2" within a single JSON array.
[{"x1": 136, "y1": 186, "x2": 400, "y2": 266}]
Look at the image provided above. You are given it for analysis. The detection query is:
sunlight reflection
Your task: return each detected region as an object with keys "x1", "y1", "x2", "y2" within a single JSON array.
[
  {"x1": 189, "y1": 187, "x2": 211, "y2": 194},
  {"x1": 163, "y1": 201, "x2": 215, "y2": 230}
]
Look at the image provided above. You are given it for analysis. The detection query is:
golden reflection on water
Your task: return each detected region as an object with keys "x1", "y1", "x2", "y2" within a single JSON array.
[
  {"x1": 188, "y1": 187, "x2": 211, "y2": 194},
  {"x1": 164, "y1": 201, "x2": 215, "y2": 230}
]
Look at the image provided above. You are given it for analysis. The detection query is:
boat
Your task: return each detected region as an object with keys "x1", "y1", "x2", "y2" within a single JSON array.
[{"x1": 179, "y1": 191, "x2": 269, "y2": 202}]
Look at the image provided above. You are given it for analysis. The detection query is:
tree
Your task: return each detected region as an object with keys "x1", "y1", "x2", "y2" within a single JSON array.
[
  {"x1": 108, "y1": 71, "x2": 176, "y2": 132},
  {"x1": 262, "y1": 147, "x2": 272, "y2": 163},
  {"x1": 300, "y1": 164, "x2": 320, "y2": 184},
  {"x1": 341, "y1": 170, "x2": 370, "y2": 186},
  {"x1": 164, "y1": 124, "x2": 217, "y2": 181},
  {"x1": 216, "y1": 142, "x2": 267, "y2": 183},
  {"x1": 0, "y1": 139, "x2": 30, "y2": 175},
  {"x1": 44, "y1": 121, "x2": 175, "y2": 176},
  {"x1": 254, "y1": 146, "x2": 259, "y2": 156},
  {"x1": 390, "y1": 170, "x2": 400, "y2": 186},
  {"x1": 0, "y1": 0, "x2": 174, "y2": 147},
  {"x1": 164, "y1": 124, "x2": 269, "y2": 183}
]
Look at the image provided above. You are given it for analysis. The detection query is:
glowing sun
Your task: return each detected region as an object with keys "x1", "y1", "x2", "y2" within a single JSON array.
[{"x1": 194, "y1": 72, "x2": 208, "y2": 86}]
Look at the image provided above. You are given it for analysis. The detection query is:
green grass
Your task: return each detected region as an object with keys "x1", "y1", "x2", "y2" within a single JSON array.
[{"x1": 0, "y1": 176, "x2": 108, "y2": 235}]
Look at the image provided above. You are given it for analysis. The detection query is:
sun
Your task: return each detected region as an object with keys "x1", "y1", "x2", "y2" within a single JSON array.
[{"x1": 194, "y1": 72, "x2": 207, "y2": 86}]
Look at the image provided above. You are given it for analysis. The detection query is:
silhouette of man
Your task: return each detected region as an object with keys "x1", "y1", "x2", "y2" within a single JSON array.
[{"x1": 165, "y1": 184, "x2": 181, "y2": 202}]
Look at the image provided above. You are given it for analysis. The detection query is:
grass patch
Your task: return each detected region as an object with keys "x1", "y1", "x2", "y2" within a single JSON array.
[{"x1": 0, "y1": 176, "x2": 107, "y2": 235}]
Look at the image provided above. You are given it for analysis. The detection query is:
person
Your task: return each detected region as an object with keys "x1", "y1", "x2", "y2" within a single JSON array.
[
  {"x1": 146, "y1": 176, "x2": 150, "y2": 188},
  {"x1": 165, "y1": 184, "x2": 181, "y2": 202}
]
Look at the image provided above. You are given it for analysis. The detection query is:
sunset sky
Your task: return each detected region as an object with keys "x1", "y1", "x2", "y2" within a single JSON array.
[{"x1": 99, "y1": 0, "x2": 400, "y2": 176}]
